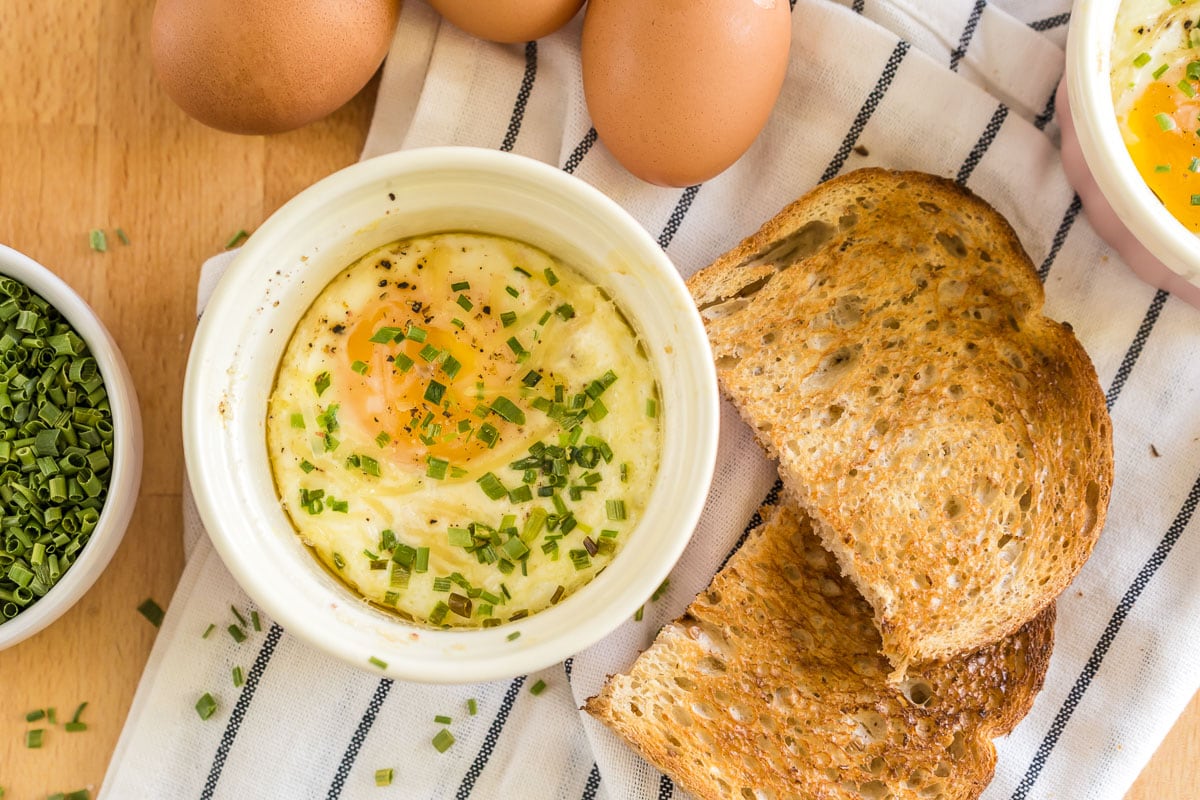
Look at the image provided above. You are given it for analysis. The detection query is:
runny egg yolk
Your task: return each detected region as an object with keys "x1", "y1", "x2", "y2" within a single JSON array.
[
  {"x1": 338, "y1": 297, "x2": 522, "y2": 467},
  {"x1": 1122, "y1": 69, "x2": 1200, "y2": 232}
]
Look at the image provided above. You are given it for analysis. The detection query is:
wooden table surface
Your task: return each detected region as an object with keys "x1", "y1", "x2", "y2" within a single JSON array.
[{"x1": 0, "y1": 2, "x2": 1196, "y2": 798}]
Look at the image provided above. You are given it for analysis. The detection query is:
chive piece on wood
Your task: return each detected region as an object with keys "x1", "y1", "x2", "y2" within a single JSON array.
[
  {"x1": 89, "y1": 230, "x2": 107, "y2": 252},
  {"x1": 225, "y1": 229, "x2": 248, "y2": 249}
]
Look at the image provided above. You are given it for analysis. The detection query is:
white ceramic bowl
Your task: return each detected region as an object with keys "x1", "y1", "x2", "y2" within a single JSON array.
[
  {"x1": 1065, "y1": 0, "x2": 1200, "y2": 307},
  {"x1": 0, "y1": 245, "x2": 143, "y2": 650},
  {"x1": 184, "y1": 147, "x2": 720, "y2": 683}
]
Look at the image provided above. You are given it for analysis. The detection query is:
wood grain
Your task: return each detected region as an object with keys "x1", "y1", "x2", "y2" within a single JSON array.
[
  {"x1": 0, "y1": 1, "x2": 1195, "y2": 798},
  {"x1": 0, "y1": 1, "x2": 374, "y2": 797}
]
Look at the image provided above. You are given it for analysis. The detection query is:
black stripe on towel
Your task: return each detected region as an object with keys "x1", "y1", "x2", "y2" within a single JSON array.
[
  {"x1": 1010, "y1": 469, "x2": 1200, "y2": 800},
  {"x1": 821, "y1": 40, "x2": 910, "y2": 183},
  {"x1": 455, "y1": 676, "x2": 527, "y2": 799},
  {"x1": 1030, "y1": 12, "x2": 1071, "y2": 32},
  {"x1": 199, "y1": 622, "x2": 284, "y2": 800},
  {"x1": 1105, "y1": 288, "x2": 1168, "y2": 410},
  {"x1": 563, "y1": 128, "x2": 599, "y2": 174},
  {"x1": 717, "y1": 478, "x2": 785, "y2": 572},
  {"x1": 950, "y1": 0, "x2": 987, "y2": 72},
  {"x1": 1033, "y1": 83, "x2": 1058, "y2": 131},
  {"x1": 658, "y1": 773, "x2": 675, "y2": 799},
  {"x1": 500, "y1": 42, "x2": 538, "y2": 153},
  {"x1": 325, "y1": 678, "x2": 394, "y2": 799},
  {"x1": 564, "y1": 656, "x2": 574, "y2": 683},
  {"x1": 956, "y1": 103, "x2": 1008, "y2": 186},
  {"x1": 1036, "y1": 194, "x2": 1082, "y2": 282},
  {"x1": 852, "y1": 0, "x2": 865, "y2": 12},
  {"x1": 658, "y1": 186, "x2": 702, "y2": 250},
  {"x1": 580, "y1": 763, "x2": 602, "y2": 800}
]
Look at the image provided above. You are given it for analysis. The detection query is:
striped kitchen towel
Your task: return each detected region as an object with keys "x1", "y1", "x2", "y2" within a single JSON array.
[{"x1": 103, "y1": 1, "x2": 1200, "y2": 798}]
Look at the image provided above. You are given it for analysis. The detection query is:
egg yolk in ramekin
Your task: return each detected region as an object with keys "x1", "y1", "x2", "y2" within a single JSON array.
[{"x1": 1121, "y1": 66, "x2": 1200, "y2": 232}]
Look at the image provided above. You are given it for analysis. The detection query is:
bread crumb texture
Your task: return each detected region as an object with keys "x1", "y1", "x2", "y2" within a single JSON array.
[
  {"x1": 686, "y1": 169, "x2": 1112, "y2": 665},
  {"x1": 586, "y1": 503, "x2": 1054, "y2": 800}
]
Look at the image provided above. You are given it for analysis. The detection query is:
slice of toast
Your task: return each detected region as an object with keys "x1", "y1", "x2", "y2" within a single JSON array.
[
  {"x1": 586, "y1": 502, "x2": 1054, "y2": 800},
  {"x1": 686, "y1": 169, "x2": 1111, "y2": 666}
]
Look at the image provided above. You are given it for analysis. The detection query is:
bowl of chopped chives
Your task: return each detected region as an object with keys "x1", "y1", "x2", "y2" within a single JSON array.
[
  {"x1": 184, "y1": 146, "x2": 719, "y2": 682},
  {"x1": 0, "y1": 244, "x2": 142, "y2": 650}
]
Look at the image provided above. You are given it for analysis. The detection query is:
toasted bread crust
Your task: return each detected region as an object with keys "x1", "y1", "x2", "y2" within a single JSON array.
[
  {"x1": 587, "y1": 503, "x2": 1054, "y2": 800},
  {"x1": 686, "y1": 169, "x2": 1112, "y2": 665}
]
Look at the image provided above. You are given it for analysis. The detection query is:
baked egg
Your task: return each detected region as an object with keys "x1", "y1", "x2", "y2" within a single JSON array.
[
  {"x1": 1112, "y1": 0, "x2": 1200, "y2": 231},
  {"x1": 266, "y1": 233, "x2": 661, "y2": 628}
]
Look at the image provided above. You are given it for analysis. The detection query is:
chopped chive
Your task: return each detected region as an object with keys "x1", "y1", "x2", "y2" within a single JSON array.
[
  {"x1": 555, "y1": 303, "x2": 575, "y2": 320},
  {"x1": 116, "y1": 227, "x2": 130, "y2": 245},
  {"x1": 231, "y1": 606, "x2": 248, "y2": 628},
  {"x1": 456, "y1": 294, "x2": 474, "y2": 311},
  {"x1": 450, "y1": 317, "x2": 465, "y2": 329},
  {"x1": 232, "y1": 666, "x2": 244, "y2": 687},
  {"x1": 434, "y1": 714, "x2": 452, "y2": 724},
  {"x1": 290, "y1": 412, "x2": 305, "y2": 429},
  {"x1": 505, "y1": 285, "x2": 519, "y2": 298},
  {"x1": 417, "y1": 343, "x2": 440, "y2": 363},
  {"x1": 1133, "y1": 52, "x2": 1151, "y2": 68},
  {"x1": 427, "y1": 456, "x2": 449, "y2": 480},
  {"x1": 1192, "y1": 195, "x2": 1200, "y2": 205},
  {"x1": 369, "y1": 326, "x2": 405, "y2": 343},
  {"x1": 513, "y1": 265, "x2": 531, "y2": 277},
  {"x1": 300, "y1": 460, "x2": 316, "y2": 473},
  {"x1": 225, "y1": 229, "x2": 248, "y2": 249},
  {"x1": 1156, "y1": 164, "x2": 1171, "y2": 173},
  {"x1": 646, "y1": 397, "x2": 658, "y2": 418},
  {"x1": 491, "y1": 396, "x2": 526, "y2": 424},
  {"x1": 506, "y1": 631, "x2": 521, "y2": 641},
  {"x1": 89, "y1": 229, "x2": 107, "y2": 252},
  {"x1": 432, "y1": 728, "x2": 456, "y2": 753},
  {"x1": 375, "y1": 768, "x2": 394, "y2": 787},
  {"x1": 422, "y1": 381, "x2": 446, "y2": 406},
  {"x1": 228, "y1": 625, "x2": 247, "y2": 644},
  {"x1": 506, "y1": 337, "x2": 527, "y2": 358},
  {"x1": 1153, "y1": 63, "x2": 1170, "y2": 80},
  {"x1": 521, "y1": 370, "x2": 542, "y2": 387},
  {"x1": 414, "y1": 547, "x2": 430, "y2": 573},
  {"x1": 25, "y1": 729, "x2": 44, "y2": 748},
  {"x1": 587, "y1": 398, "x2": 608, "y2": 422},
  {"x1": 369, "y1": 655, "x2": 388, "y2": 670},
  {"x1": 351, "y1": 360, "x2": 369, "y2": 375},
  {"x1": 1180, "y1": 79, "x2": 1197, "y2": 98},
  {"x1": 375, "y1": 431, "x2": 391, "y2": 447},
  {"x1": 467, "y1": 698, "x2": 478, "y2": 715},
  {"x1": 529, "y1": 679, "x2": 547, "y2": 696},
  {"x1": 26, "y1": 708, "x2": 45, "y2": 722},
  {"x1": 634, "y1": 604, "x2": 644, "y2": 621},
  {"x1": 137, "y1": 598, "x2": 165, "y2": 627},
  {"x1": 406, "y1": 324, "x2": 427, "y2": 342},
  {"x1": 606, "y1": 499, "x2": 626, "y2": 520},
  {"x1": 651, "y1": 578, "x2": 670, "y2": 601},
  {"x1": 202, "y1": 623, "x2": 216, "y2": 639},
  {"x1": 543, "y1": 267, "x2": 559, "y2": 285},
  {"x1": 450, "y1": 280, "x2": 471, "y2": 291},
  {"x1": 315, "y1": 372, "x2": 331, "y2": 396},
  {"x1": 477, "y1": 472, "x2": 507, "y2": 500},
  {"x1": 1189, "y1": 60, "x2": 1200, "y2": 80},
  {"x1": 500, "y1": 311, "x2": 518, "y2": 328},
  {"x1": 251, "y1": 611, "x2": 261, "y2": 631},
  {"x1": 195, "y1": 693, "x2": 218, "y2": 720},
  {"x1": 394, "y1": 352, "x2": 414, "y2": 372},
  {"x1": 64, "y1": 721, "x2": 87, "y2": 733}
]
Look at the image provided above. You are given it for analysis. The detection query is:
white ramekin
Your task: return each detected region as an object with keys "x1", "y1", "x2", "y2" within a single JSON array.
[
  {"x1": 183, "y1": 147, "x2": 720, "y2": 683},
  {"x1": 0, "y1": 245, "x2": 143, "y2": 650},
  {"x1": 1064, "y1": 0, "x2": 1200, "y2": 308}
]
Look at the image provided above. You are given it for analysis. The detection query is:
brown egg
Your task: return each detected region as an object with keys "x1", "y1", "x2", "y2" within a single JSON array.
[
  {"x1": 582, "y1": 0, "x2": 792, "y2": 187},
  {"x1": 429, "y1": 0, "x2": 584, "y2": 44},
  {"x1": 151, "y1": 0, "x2": 400, "y2": 135}
]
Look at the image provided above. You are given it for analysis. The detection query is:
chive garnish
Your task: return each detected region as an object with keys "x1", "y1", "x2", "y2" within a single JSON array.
[
  {"x1": 1189, "y1": 60, "x2": 1200, "y2": 80},
  {"x1": 477, "y1": 472, "x2": 507, "y2": 500},
  {"x1": 424, "y1": 380, "x2": 446, "y2": 405},
  {"x1": 504, "y1": 285, "x2": 519, "y2": 298},
  {"x1": 300, "y1": 459, "x2": 316, "y2": 473},
  {"x1": 116, "y1": 228, "x2": 130, "y2": 245},
  {"x1": 1192, "y1": 195, "x2": 1200, "y2": 206},
  {"x1": 432, "y1": 728, "x2": 456, "y2": 752},
  {"x1": 231, "y1": 605, "x2": 248, "y2": 628},
  {"x1": 450, "y1": 280, "x2": 471, "y2": 291},
  {"x1": 351, "y1": 359, "x2": 369, "y2": 375},
  {"x1": 26, "y1": 708, "x2": 45, "y2": 722},
  {"x1": 1153, "y1": 63, "x2": 1170, "y2": 80},
  {"x1": 555, "y1": 303, "x2": 575, "y2": 320},
  {"x1": 491, "y1": 396, "x2": 525, "y2": 425},
  {"x1": 290, "y1": 412, "x2": 305, "y2": 428},
  {"x1": 544, "y1": 267, "x2": 559, "y2": 285},
  {"x1": 227, "y1": 625, "x2": 247, "y2": 643},
  {"x1": 506, "y1": 631, "x2": 521, "y2": 641},
  {"x1": 634, "y1": 605, "x2": 644, "y2": 621},
  {"x1": 529, "y1": 679, "x2": 547, "y2": 696},
  {"x1": 64, "y1": 721, "x2": 87, "y2": 733},
  {"x1": 427, "y1": 456, "x2": 449, "y2": 480},
  {"x1": 467, "y1": 698, "x2": 478, "y2": 716},
  {"x1": 434, "y1": 714, "x2": 452, "y2": 725},
  {"x1": 414, "y1": 547, "x2": 430, "y2": 573},
  {"x1": 251, "y1": 611, "x2": 261, "y2": 631},
  {"x1": 375, "y1": 768, "x2": 394, "y2": 787},
  {"x1": 456, "y1": 294, "x2": 474, "y2": 311},
  {"x1": 1133, "y1": 52, "x2": 1151, "y2": 68},
  {"x1": 195, "y1": 693, "x2": 218, "y2": 720},
  {"x1": 369, "y1": 655, "x2": 388, "y2": 670},
  {"x1": 225, "y1": 229, "x2": 248, "y2": 249},
  {"x1": 202, "y1": 623, "x2": 216, "y2": 638},
  {"x1": 1180, "y1": 79, "x2": 1197, "y2": 99},
  {"x1": 369, "y1": 326, "x2": 405, "y2": 343},
  {"x1": 88, "y1": 230, "x2": 107, "y2": 253},
  {"x1": 606, "y1": 499, "x2": 626, "y2": 520},
  {"x1": 651, "y1": 578, "x2": 670, "y2": 601},
  {"x1": 314, "y1": 372, "x2": 331, "y2": 396},
  {"x1": 406, "y1": 324, "x2": 428, "y2": 342},
  {"x1": 137, "y1": 598, "x2": 165, "y2": 627},
  {"x1": 25, "y1": 729, "x2": 44, "y2": 748},
  {"x1": 232, "y1": 666, "x2": 244, "y2": 687},
  {"x1": 394, "y1": 352, "x2": 414, "y2": 372}
]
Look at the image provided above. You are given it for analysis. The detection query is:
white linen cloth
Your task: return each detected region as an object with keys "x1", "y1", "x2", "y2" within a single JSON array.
[{"x1": 103, "y1": 1, "x2": 1200, "y2": 798}]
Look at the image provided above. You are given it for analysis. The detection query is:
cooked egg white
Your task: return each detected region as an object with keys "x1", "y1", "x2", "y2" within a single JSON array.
[
  {"x1": 266, "y1": 233, "x2": 661, "y2": 628},
  {"x1": 1111, "y1": 0, "x2": 1200, "y2": 231}
]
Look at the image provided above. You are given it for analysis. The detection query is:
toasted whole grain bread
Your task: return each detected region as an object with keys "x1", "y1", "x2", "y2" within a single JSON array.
[
  {"x1": 686, "y1": 169, "x2": 1111, "y2": 666},
  {"x1": 586, "y1": 503, "x2": 1054, "y2": 800}
]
